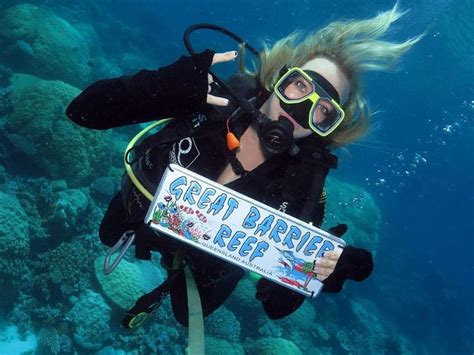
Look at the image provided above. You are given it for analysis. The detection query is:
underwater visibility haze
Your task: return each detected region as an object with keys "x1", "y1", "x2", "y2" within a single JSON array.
[{"x1": 0, "y1": 0, "x2": 472, "y2": 354}]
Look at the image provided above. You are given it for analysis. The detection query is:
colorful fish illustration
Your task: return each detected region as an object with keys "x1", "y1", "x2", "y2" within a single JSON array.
[{"x1": 275, "y1": 248, "x2": 306, "y2": 275}]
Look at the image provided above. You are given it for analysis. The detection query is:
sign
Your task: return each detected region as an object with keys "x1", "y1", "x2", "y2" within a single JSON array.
[{"x1": 144, "y1": 164, "x2": 345, "y2": 297}]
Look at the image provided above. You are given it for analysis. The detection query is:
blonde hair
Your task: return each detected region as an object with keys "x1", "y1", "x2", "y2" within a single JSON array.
[{"x1": 257, "y1": 2, "x2": 423, "y2": 147}]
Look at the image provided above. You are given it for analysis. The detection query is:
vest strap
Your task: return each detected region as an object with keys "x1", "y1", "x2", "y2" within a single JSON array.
[{"x1": 185, "y1": 266, "x2": 205, "y2": 354}]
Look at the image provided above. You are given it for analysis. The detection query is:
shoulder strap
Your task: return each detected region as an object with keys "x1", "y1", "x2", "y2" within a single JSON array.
[{"x1": 298, "y1": 147, "x2": 337, "y2": 224}]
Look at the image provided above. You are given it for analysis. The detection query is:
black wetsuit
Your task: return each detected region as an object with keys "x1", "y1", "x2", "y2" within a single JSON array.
[{"x1": 66, "y1": 50, "x2": 374, "y2": 324}]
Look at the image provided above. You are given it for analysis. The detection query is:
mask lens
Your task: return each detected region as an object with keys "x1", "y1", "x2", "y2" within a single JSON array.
[
  {"x1": 276, "y1": 67, "x2": 345, "y2": 135},
  {"x1": 277, "y1": 71, "x2": 314, "y2": 101},
  {"x1": 311, "y1": 98, "x2": 342, "y2": 133}
]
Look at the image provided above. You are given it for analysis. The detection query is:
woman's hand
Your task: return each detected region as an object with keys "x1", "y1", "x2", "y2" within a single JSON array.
[
  {"x1": 313, "y1": 223, "x2": 347, "y2": 281},
  {"x1": 206, "y1": 51, "x2": 238, "y2": 106},
  {"x1": 321, "y1": 245, "x2": 374, "y2": 292},
  {"x1": 313, "y1": 251, "x2": 343, "y2": 281}
]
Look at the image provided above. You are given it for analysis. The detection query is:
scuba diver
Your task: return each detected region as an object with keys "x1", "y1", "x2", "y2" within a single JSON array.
[{"x1": 66, "y1": 5, "x2": 420, "y2": 328}]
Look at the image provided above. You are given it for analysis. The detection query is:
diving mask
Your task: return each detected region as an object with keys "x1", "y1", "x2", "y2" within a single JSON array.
[{"x1": 274, "y1": 66, "x2": 345, "y2": 137}]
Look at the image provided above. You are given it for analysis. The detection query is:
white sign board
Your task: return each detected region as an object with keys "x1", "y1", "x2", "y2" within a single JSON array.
[{"x1": 145, "y1": 164, "x2": 345, "y2": 297}]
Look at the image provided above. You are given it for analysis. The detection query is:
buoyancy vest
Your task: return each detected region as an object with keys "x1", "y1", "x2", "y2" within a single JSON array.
[
  {"x1": 121, "y1": 73, "x2": 338, "y2": 233},
  {"x1": 119, "y1": 73, "x2": 340, "y2": 333}
]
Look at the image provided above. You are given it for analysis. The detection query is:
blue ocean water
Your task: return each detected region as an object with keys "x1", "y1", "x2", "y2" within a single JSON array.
[{"x1": 0, "y1": 0, "x2": 472, "y2": 354}]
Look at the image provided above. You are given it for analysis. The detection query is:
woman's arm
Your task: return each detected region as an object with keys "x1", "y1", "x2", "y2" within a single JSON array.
[
  {"x1": 255, "y1": 223, "x2": 373, "y2": 319},
  {"x1": 255, "y1": 246, "x2": 373, "y2": 319},
  {"x1": 66, "y1": 50, "x2": 215, "y2": 130}
]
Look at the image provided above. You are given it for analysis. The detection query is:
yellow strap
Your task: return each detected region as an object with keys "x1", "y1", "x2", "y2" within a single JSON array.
[
  {"x1": 124, "y1": 118, "x2": 173, "y2": 201},
  {"x1": 184, "y1": 266, "x2": 205, "y2": 355}
]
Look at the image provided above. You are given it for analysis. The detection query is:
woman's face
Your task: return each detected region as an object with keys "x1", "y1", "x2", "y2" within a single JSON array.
[{"x1": 261, "y1": 56, "x2": 350, "y2": 139}]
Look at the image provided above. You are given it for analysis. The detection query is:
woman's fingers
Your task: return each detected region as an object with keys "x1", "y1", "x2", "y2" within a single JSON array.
[
  {"x1": 314, "y1": 267, "x2": 333, "y2": 281},
  {"x1": 206, "y1": 51, "x2": 237, "y2": 106},
  {"x1": 315, "y1": 257, "x2": 337, "y2": 269},
  {"x1": 211, "y1": 50, "x2": 238, "y2": 66},
  {"x1": 207, "y1": 73, "x2": 214, "y2": 93},
  {"x1": 323, "y1": 251, "x2": 340, "y2": 261},
  {"x1": 313, "y1": 251, "x2": 342, "y2": 281},
  {"x1": 207, "y1": 94, "x2": 229, "y2": 106}
]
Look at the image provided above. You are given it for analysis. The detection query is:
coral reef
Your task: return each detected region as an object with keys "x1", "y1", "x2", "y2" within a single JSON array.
[
  {"x1": 205, "y1": 336, "x2": 245, "y2": 355},
  {"x1": 0, "y1": 86, "x2": 12, "y2": 117},
  {"x1": 254, "y1": 301, "x2": 318, "y2": 353},
  {"x1": 227, "y1": 276, "x2": 261, "y2": 318},
  {"x1": 118, "y1": 52, "x2": 157, "y2": 75},
  {"x1": 204, "y1": 307, "x2": 241, "y2": 342},
  {"x1": 256, "y1": 316, "x2": 282, "y2": 338},
  {"x1": 0, "y1": 190, "x2": 29, "y2": 307},
  {"x1": 311, "y1": 323, "x2": 330, "y2": 342},
  {"x1": 135, "y1": 258, "x2": 165, "y2": 293},
  {"x1": 244, "y1": 337, "x2": 303, "y2": 355},
  {"x1": 90, "y1": 176, "x2": 118, "y2": 202},
  {"x1": 0, "y1": 63, "x2": 12, "y2": 87},
  {"x1": 97, "y1": 346, "x2": 127, "y2": 355},
  {"x1": 36, "y1": 327, "x2": 72, "y2": 355},
  {"x1": 66, "y1": 290, "x2": 112, "y2": 350},
  {"x1": 0, "y1": 3, "x2": 92, "y2": 87},
  {"x1": 135, "y1": 322, "x2": 183, "y2": 354},
  {"x1": 48, "y1": 188, "x2": 89, "y2": 235},
  {"x1": 9, "y1": 285, "x2": 93, "y2": 353},
  {"x1": 6, "y1": 74, "x2": 120, "y2": 186},
  {"x1": 101, "y1": 310, "x2": 185, "y2": 354},
  {"x1": 253, "y1": 301, "x2": 318, "y2": 351},
  {"x1": 13, "y1": 177, "x2": 104, "y2": 250},
  {"x1": 308, "y1": 295, "x2": 418, "y2": 354},
  {"x1": 94, "y1": 256, "x2": 148, "y2": 310},
  {"x1": 0, "y1": 64, "x2": 13, "y2": 116},
  {"x1": 323, "y1": 176, "x2": 381, "y2": 251},
  {"x1": 32, "y1": 240, "x2": 95, "y2": 298},
  {"x1": 275, "y1": 300, "x2": 316, "y2": 332}
]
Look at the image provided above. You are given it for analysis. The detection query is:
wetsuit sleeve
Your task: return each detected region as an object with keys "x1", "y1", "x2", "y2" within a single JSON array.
[
  {"x1": 255, "y1": 170, "x2": 329, "y2": 319},
  {"x1": 66, "y1": 50, "x2": 215, "y2": 130},
  {"x1": 255, "y1": 278, "x2": 305, "y2": 320},
  {"x1": 255, "y1": 223, "x2": 373, "y2": 318},
  {"x1": 255, "y1": 246, "x2": 374, "y2": 319}
]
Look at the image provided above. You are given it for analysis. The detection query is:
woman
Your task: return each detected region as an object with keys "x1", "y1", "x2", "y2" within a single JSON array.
[{"x1": 66, "y1": 4, "x2": 420, "y2": 325}]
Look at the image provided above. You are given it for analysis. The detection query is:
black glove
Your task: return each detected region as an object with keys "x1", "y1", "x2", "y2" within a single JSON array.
[
  {"x1": 66, "y1": 49, "x2": 216, "y2": 130},
  {"x1": 255, "y1": 223, "x2": 374, "y2": 318},
  {"x1": 327, "y1": 223, "x2": 348, "y2": 237},
  {"x1": 322, "y1": 245, "x2": 374, "y2": 292},
  {"x1": 254, "y1": 227, "x2": 348, "y2": 318},
  {"x1": 144, "y1": 49, "x2": 216, "y2": 111},
  {"x1": 320, "y1": 224, "x2": 374, "y2": 292}
]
